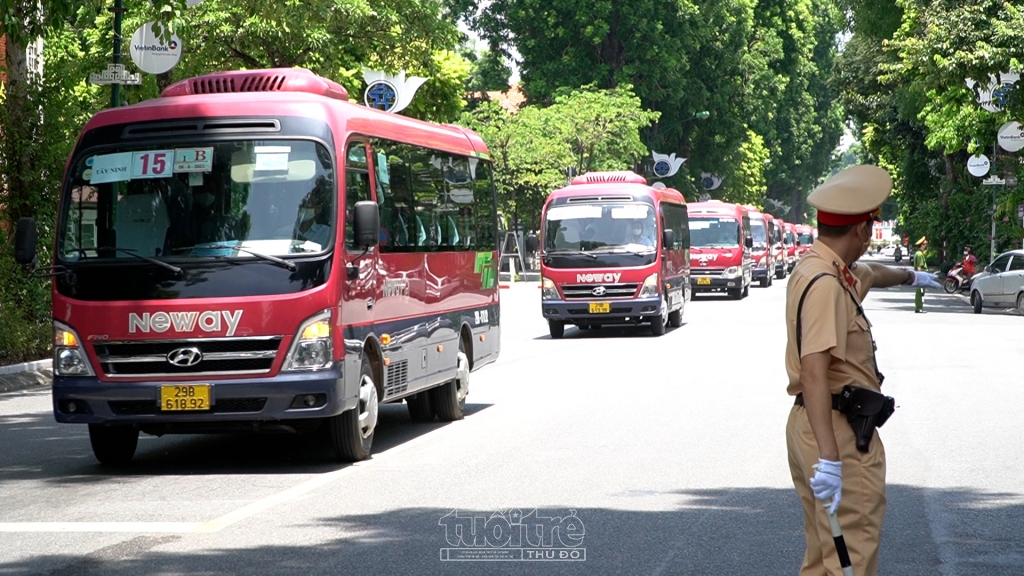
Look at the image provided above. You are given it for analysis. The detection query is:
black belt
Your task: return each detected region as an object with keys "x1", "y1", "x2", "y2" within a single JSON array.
[{"x1": 794, "y1": 392, "x2": 844, "y2": 411}]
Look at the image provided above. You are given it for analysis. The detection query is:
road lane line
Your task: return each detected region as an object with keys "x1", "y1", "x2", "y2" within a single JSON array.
[{"x1": 0, "y1": 522, "x2": 202, "y2": 533}]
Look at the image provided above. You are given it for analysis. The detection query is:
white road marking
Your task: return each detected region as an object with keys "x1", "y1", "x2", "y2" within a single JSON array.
[{"x1": 0, "y1": 522, "x2": 202, "y2": 533}]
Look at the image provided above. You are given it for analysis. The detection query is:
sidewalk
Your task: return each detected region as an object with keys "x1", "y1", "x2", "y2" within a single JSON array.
[{"x1": 0, "y1": 359, "x2": 52, "y2": 394}]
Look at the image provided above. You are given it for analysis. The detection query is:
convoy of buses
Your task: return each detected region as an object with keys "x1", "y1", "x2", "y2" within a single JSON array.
[
  {"x1": 10, "y1": 66, "x2": 815, "y2": 466},
  {"x1": 537, "y1": 175, "x2": 816, "y2": 338}
]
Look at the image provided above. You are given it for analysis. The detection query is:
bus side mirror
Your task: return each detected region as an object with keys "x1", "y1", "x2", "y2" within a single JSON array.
[
  {"x1": 352, "y1": 201, "x2": 380, "y2": 248},
  {"x1": 14, "y1": 217, "x2": 38, "y2": 267},
  {"x1": 662, "y1": 229, "x2": 675, "y2": 249},
  {"x1": 745, "y1": 237, "x2": 754, "y2": 249}
]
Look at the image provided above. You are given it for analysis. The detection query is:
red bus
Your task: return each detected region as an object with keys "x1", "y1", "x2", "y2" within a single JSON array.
[
  {"x1": 687, "y1": 201, "x2": 753, "y2": 299},
  {"x1": 783, "y1": 221, "x2": 799, "y2": 272},
  {"x1": 13, "y1": 68, "x2": 501, "y2": 465},
  {"x1": 794, "y1": 224, "x2": 814, "y2": 260},
  {"x1": 742, "y1": 205, "x2": 775, "y2": 287},
  {"x1": 766, "y1": 213, "x2": 786, "y2": 280},
  {"x1": 539, "y1": 172, "x2": 690, "y2": 337}
]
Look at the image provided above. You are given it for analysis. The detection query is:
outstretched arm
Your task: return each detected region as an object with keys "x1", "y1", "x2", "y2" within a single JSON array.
[{"x1": 862, "y1": 262, "x2": 914, "y2": 289}]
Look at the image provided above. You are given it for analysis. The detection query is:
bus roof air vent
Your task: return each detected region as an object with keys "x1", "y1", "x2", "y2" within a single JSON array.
[
  {"x1": 161, "y1": 68, "x2": 349, "y2": 101},
  {"x1": 570, "y1": 171, "x2": 647, "y2": 185}
]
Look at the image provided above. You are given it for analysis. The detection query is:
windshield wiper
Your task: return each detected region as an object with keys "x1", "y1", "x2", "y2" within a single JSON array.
[
  {"x1": 80, "y1": 248, "x2": 185, "y2": 276},
  {"x1": 544, "y1": 250, "x2": 598, "y2": 260},
  {"x1": 175, "y1": 245, "x2": 298, "y2": 271},
  {"x1": 591, "y1": 246, "x2": 655, "y2": 257}
]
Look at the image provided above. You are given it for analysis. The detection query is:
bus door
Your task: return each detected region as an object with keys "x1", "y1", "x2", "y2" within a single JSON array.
[{"x1": 342, "y1": 139, "x2": 381, "y2": 331}]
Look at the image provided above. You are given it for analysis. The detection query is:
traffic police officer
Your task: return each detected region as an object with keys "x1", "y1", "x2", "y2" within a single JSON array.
[{"x1": 785, "y1": 165, "x2": 940, "y2": 575}]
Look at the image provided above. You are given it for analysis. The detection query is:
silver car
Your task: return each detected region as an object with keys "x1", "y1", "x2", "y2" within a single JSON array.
[{"x1": 970, "y1": 249, "x2": 1024, "y2": 314}]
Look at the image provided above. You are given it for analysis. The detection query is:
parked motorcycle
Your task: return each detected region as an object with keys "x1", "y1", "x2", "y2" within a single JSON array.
[{"x1": 944, "y1": 262, "x2": 972, "y2": 293}]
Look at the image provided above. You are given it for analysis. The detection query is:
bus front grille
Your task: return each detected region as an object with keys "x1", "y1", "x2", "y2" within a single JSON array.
[
  {"x1": 561, "y1": 283, "x2": 639, "y2": 300},
  {"x1": 94, "y1": 337, "x2": 283, "y2": 378}
]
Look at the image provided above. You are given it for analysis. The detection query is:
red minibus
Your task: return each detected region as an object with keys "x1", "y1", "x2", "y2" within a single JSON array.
[
  {"x1": 766, "y1": 214, "x2": 786, "y2": 280},
  {"x1": 783, "y1": 221, "x2": 799, "y2": 272},
  {"x1": 539, "y1": 172, "x2": 690, "y2": 337},
  {"x1": 13, "y1": 68, "x2": 501, "y2": 464},
  {"x1": 795, "y1": 224, "x2": 814, "y2": 260},
  {"x1": 742, "y1": 205, "x2": 775, "y2": 287},
  {"x1": 686, "y1": 201, "x2": 753, "y2": 299}
]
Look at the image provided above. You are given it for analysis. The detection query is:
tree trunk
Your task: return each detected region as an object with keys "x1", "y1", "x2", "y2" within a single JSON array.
[
  {"x1": 938, "y1": 152, "x2": 956, "y2": 263},
  {"x1": 156, "y1": 70, "x2": 175, "y2": 94},
  {"x1": 2, "y1": 38, "x2": 41, "y2": 226}
]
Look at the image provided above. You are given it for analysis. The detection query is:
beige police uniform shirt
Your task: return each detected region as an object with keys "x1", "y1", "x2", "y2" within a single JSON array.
[{"x1": 785, "y1": 241, "x2": 881, "y2": 395}]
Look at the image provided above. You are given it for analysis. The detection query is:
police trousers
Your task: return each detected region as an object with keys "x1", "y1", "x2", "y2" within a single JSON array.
[{"x1": 787, "y1": 404, "x2": 886, "y2": 576}]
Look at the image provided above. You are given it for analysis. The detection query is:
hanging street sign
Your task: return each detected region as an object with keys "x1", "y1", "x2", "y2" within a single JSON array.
[
  {"x1": 967, "y1": 73, "x2": 1020, "y2": 113},
  {"x1": 650, "y1": 152, "x2": 685, "y2": 178},
  {"x1": 89, "y1": 64, "x2": 142, "y2": 85},
  {"x1": 968, "y1": 154, "x2": 991, "y2": 177},
  {"x1": 129, "y1": 22, "x2": 184, "y2": 75},
  {"x1": 981, "y1": 175, "x2": 1006, "y2": 186},
  {"x1": 362, "y1": 69, "x2": 427, "y2": 114},
  {"x1": 701, "y1": 173, "x2": 723, "y2": 190},
  {"x1": 998, "y1": 121, "x2": 1024, "y2": 152}
]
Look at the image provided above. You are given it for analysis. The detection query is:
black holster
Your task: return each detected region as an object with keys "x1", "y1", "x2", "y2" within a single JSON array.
[{"x1": 838, "y1": 386, "x2": 896, "y2": 453}]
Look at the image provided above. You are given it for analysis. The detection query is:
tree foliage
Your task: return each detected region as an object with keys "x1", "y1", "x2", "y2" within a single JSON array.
[{"x1": 461, "y1": 85, "x2": 658, "y2": 230}]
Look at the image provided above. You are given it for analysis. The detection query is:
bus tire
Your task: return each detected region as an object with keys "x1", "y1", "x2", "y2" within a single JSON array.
[
  {"x1": 329, "y1": 358, "x2": 377, "y2": 462},
  {"x1": 742, "y1": 283, "x2": 749, "y2": 298},
  {"x1": 668, "y1": 308, "x2": 683, "y2": 328},
  {"x1": 650, "y1": 299, "x2": 667, "y2": 336},
  {"x1": 432, "y1": 341, "x2": 469, "y2": 422},
  {"x1": 776, "y1": 267, "x2": 786, "y2": 280},
  {"x1": 88, "y1": 424, "x2": 138, "y2": 465},
  {"x1": 406, "y1": 392, "x2": 435, "y2": 423},
  {"x1": 548, "y1": 321, "x2": 565, "y2": 339},
  {"x1": 728, "y1": 287, "x2": 742, "y2": 300},
  {"x1": 759, "y1": 277, "x2": 769, "y2": 288}
]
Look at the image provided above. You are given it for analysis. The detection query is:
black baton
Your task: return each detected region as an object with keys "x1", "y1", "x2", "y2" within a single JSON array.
[{"x1": 826, "y1": 509, "x2": 855, "y2": 576}]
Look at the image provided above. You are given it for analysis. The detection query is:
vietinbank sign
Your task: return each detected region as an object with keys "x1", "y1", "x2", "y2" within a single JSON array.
[{"x1": 129, "y1": 22, "x2": 183, "y2": 75}]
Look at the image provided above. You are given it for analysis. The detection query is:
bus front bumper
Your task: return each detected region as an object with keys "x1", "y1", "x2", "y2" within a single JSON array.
[
  {"x1": 690, "y1": 276, "x2": 742, "y2": 293},
  {"x1": 541, "y1": 297, "x2": 664, "y2": 324},
  {"x1": 51, "y1": 365, "x2": 353, "y2": 426}
]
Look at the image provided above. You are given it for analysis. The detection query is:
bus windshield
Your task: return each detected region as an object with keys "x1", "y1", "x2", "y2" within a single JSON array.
[
  {"x1": 689, "y1": 216, "x2": 740, "y2": 248},
  {"x1": 750, "y1": 221, "x2": 768, "y2": 248},
  {"x1": 544, "y1": 203, "x2": 657, "y2": 253},
  {"x1": 799, "y1": 232, "x2": 814, "y2": 245},
  {"x1": 59, "y1": 139, "x2": 335, "y2": 262}
]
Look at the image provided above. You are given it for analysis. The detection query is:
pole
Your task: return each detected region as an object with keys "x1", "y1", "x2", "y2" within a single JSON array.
[
  {"x1": 110, "y1": 0, "x2": 125, "y2": 108},
  {"x1": 991, "y1": 138, "x2": 998, "y2": 262}
]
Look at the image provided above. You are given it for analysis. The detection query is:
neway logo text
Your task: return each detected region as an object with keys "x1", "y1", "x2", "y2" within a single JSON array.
[
  {"x1": 695, "y1": 254, "x2": 720, "y2": 263},
  {"x1": 576, "y1": 273, "x2": 622, "y2": 283},
  {"x1": 129, "y1": 311, "x2": 243, "y2": 336}
]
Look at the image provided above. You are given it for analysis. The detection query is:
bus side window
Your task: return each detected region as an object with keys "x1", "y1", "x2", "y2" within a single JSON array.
[{"x1": 345, "y1": 141, "x2": 371, "y2": 251}]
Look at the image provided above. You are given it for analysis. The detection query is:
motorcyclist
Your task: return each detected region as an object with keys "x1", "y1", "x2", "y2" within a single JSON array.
[
  {"x1": 894, "y1": 244, "x2": 903, "y2": 263},
  {"x1": 961, "y1": 245, "x2": 978, "y2": 277}
]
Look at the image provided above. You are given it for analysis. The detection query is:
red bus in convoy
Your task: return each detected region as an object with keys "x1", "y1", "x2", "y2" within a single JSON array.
[
  {"x1": 13, "y1": 68, "x2": 501, "y2": 465},
  {"x1": 783, "y1": 221, "x2": 799, "y2": 272},
  {"x1": 687, "y1": 201, "x2": 754, "y2": 299},
  {"x1": 766, "y1": 213, "x2": 786, "y2": 280},
  {"x1": 795, "y1": 224, "x2": 814, "y2": 259},
  {"x1": 742, "y1": 205, "x2": 775, "y2": 287},
  {"x1": 539, "y1": 172, "x2": 690, "y2": 338}
]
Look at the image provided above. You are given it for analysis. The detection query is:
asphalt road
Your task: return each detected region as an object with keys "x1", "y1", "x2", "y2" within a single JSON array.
[{"x1": 2, "y1": 260, "x2": 1023, "y2": 575}]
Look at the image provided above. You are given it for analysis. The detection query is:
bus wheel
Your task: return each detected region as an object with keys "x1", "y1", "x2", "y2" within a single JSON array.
[
  {"x1": 742, "y1": 283, "x2": 749, "y2": 298},
  {"x1": 329, "y1": 358, "x2": 377, "y2": 462},
  {"x1": 432, "y1": 341, "x2": 469, "y2": 422},
  {"x1": 406, "y1": 392, "x2": 435, "y2": 423},
  {"x1": 776, "y1": 267, "x2": 786, "y2": 280},
  {"x1": 668, "y1": 306, "x2": 683, "y2": 328},
  {"x1": 88, "y1": 424, "x2": 138, "y2": 465},
  {"x1": 759, "y1": 277, "x2": 769, "y2": 288},
  {"x1": 650, "y1": 299, "x2": 668, "y2": 336},
  {"x1": 548, "y1": 321, "x2": 565, "y2": 339},
  {"x1": 728, "y1": 287, "x2": 742, "y2": 300}
]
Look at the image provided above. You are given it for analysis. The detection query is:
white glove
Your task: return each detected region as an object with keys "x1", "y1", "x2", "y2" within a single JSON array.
[
  {"x1": 810, "y1": 459, "x2": 842, "y2": 514},
  {"x1": 911, "y1": 271, "x2": 942, "y2": 289}
]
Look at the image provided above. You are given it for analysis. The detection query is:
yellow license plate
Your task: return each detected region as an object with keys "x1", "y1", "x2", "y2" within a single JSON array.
[
  {"x1": 697, "y1": 277, "x2": 711, "y2": 285},
  {"x1": 160, "y1": 384, "x2": 211, "y2": 411},
  {"x1": 589, "y1": 302, "x2": 611, "y2": 314}
]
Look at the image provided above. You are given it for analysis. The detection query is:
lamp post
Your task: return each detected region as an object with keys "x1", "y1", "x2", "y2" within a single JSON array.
[{"x1": 110, "y1": 0, "x2": 126, "y2": 108}]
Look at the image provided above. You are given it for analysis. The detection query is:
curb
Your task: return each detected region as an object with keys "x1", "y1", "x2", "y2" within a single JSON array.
[{"x1": 0, "y1": 359, "x2": 53, "y2": 394}]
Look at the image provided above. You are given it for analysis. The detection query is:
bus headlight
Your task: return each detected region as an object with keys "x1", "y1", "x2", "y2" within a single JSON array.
[
  {"x1": 54, "y1": 321, "x2": 94, "y2": 377},
  {"x1": 723, "y1": 266, "x2": 741, "y2": 278},
  {"x1": 638, "y1": 273, "x2": 660, "y2": 298},
  {"x1": 541, "y1": 277, "x2": 560, "y2": 300},
  {"x1": 283, "y1": 310, "x2": 333, "y2": 372}
]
